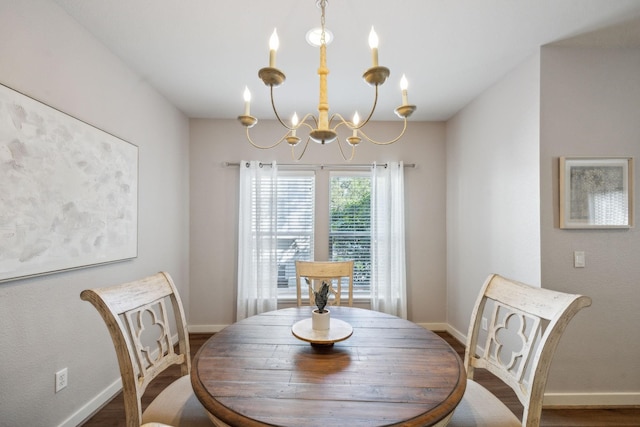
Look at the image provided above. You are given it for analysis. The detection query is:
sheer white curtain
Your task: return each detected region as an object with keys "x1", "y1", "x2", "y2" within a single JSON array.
[
  {"x1": 370, "y1": 161, "x2": 407, "y2": 318},
  {"x1": 237, "y1": 161, "x2": 278, "y2": 321}
]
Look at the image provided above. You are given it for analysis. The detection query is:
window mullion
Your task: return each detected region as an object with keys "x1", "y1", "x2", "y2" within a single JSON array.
[{"x1": 314, "y1": 169, "x2": 330, "y2": 261}]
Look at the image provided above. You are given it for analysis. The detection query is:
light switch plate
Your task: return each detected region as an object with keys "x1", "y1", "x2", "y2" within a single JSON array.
[{"x1": 574, "y1": 251, "x2": 585, "y2": 268}]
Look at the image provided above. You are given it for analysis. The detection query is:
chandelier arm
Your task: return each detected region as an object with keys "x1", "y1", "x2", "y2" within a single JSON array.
[
  {"x1": 293, "y1": 137, "x2": 312, "y2": 161},
  {"x1": 336, "y1": 136, "x2": 348, "y2": 161},
  {"x1": 269, "y1": 85, "x2": 293, "y2": 130},
  {"x1": 328, "y1": 113, "x2": 340, "y2": 128},
  {"x1": 298, "y1": 113, "x2": 318, "y2": 132},
  {"x1": 335, "y1": 136, "x2": 356, "y2": 162},
  {"x1": 358, "y1": 84, "x2": 381, "y2": 129},
  {"x1": 358, "y1": 117, "x2": 408, "y2": 145},
  {"x1": 331, "y1": 113, "x2": 357, "y2": 131},
  {"x1": 246, "y1": 126, "x2": 290, "y2": 149}
]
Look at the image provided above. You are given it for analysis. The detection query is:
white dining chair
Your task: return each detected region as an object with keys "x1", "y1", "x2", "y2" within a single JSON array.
[
  {"x1": 81, "y1": 272, "x2": 213, "y2": 427},
  {"x1": 448, "y1": 273, "x2": 591, "y2": 427},
  {"x1": 295, "y1": 260, "x2": 354, "y2": 307}
]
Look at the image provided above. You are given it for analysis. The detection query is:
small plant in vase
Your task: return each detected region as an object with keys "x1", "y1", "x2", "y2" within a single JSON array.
[
  {"x1": 314, "y1": 281, "x2": 330, "y2": 313},
  {"x1": 311, "y1": 281, "x2": 331, "y2": 330}
]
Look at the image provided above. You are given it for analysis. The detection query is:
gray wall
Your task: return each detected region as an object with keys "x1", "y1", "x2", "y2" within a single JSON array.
[
  {"x1": 446, "y1": 54, "x2": 542, "y2": 339},
  {"x1": 446, "y1": 44, "x2": 640, "y2": 404},
  {"x1": 189, "y1": 119, "x2": 448, "y2": 329},
  {"x1": 0, "y1": 1, "x2": 190, "y2": 426},
  {"x1": 540, "y1": 46, "x2": 640, "y2": 404}
]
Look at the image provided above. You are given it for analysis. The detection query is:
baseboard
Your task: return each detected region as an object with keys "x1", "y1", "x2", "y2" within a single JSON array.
[
  {"x1": 416, "y1": 322, "x2": 449, "y2": 331},
  {"x1": 188, "y1": 324, "x2": 228, "y2": 333},
  {"x1": 544, "y1": 392, "x2": 640, "y2": 408},
  {"x1": 57, "y1": 377, "x2": 122, "y2": 427},
  {"x1": 445, "y1": 324, "x2": 467, "y2": 344},
  {"x1": 441, "y1": 325, "x2": 640, "y2": 408},
  {"x1": 61, "y1": 333, "x2": 180, "y2": 427}
]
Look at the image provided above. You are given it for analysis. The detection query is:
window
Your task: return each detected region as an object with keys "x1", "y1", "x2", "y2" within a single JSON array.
[
  {"x1": 276, "y1": 169, "x2": 372, "y2": 299},
  {"x1": 276, "y1": 172, "x2": 314, "y2": 290},
  {"x1": 329, "y1": 173, "x2": 371, "y2": 291}
]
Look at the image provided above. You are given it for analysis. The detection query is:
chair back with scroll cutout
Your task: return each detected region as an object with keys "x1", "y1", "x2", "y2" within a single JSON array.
[
  {"x1": 450, "y1": 273, "x2": 591, "y2": 427},
  {"x1": 81, "y1": 272, "x2": 212, "y2": 427}
]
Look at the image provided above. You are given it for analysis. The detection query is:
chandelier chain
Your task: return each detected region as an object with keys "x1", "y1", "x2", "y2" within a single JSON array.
[{"x1": 320, "y1": 0, "x2": 327, "y2": 45}]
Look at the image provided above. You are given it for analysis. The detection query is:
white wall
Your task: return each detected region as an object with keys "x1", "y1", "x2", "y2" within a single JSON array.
[
  {"x1": 189, "y1": 119, "x2": 447, "y2": 329},
  {"x1": 540, "y1": 46, "x2": 640, "y2": 405},
  {"x1": 0, "y1": 1, "x2": 190, "y2": 426},
  {"x1": 446, "y1": 54, "x2": 542, "y2": 339}
]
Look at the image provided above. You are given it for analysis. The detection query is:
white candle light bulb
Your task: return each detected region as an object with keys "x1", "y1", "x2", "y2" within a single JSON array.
[
  {"x1": 269, "y1": 29, "x2": 279, "y2": 67},
  {"x1": 269, "y1": 28, "x2": 279, "y2": 51},
  {"x1": 368, "y1": 27, "x2": 379, "y2": 67},
  {"x1": 352, "y1": 111, "x2": 360, "y2": 137},
  {"x1": 400, "y1": 74, "x2": 409, "y2": 105},
  {"x1": 243, "y1": 86, "x2": 251, "y2": 115},
  {"x1": 368, "y1": 27, "x2": 379, "y2": 49},
  {"x1": 291, "y1": 112, "x2": 298, "y2": 136}
]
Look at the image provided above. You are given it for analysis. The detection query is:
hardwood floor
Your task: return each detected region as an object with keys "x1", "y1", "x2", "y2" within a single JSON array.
[{"x1": 81, "y1": 332, "x2": 640, "y2": 426}]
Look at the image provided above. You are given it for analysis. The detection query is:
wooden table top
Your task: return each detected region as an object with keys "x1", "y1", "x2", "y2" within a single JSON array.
[{"x1": 191, "y1": 306, "x2": 466, "y2": 427}]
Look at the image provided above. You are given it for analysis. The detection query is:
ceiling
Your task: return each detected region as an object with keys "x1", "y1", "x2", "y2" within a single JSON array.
[{"x1": 52, "y1": 0, "x2": 640, "y2": 122}]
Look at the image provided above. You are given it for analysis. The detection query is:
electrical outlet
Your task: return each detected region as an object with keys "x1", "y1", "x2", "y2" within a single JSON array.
[
  {"x1": 481, "y1": 317, "x2": 488, "y2": 331},
  {"x1": 55, "y1": 368, "x2": 68, "y2": 393}
]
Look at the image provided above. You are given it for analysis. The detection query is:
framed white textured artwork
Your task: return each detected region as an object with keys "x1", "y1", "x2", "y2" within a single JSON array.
[
  {"x1": 559, "y1": 157, "x2": 633, "y2": 229},
  {"x1": 0, "y1": 83, "x2": 138, "y2": 282}
]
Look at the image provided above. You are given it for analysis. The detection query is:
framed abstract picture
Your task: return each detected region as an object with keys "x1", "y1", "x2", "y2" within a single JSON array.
[
  {"x1": 559, "y1": 157, "x2": 634, "y2": 229},
  {"x1": 0, "y1": 83, "x2": 138, "y2": 282}
]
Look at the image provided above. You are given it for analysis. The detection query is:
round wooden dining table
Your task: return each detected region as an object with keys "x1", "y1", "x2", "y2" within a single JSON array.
[{"x1": 191, "y1": 306, "x2": 466, "y2": 427}]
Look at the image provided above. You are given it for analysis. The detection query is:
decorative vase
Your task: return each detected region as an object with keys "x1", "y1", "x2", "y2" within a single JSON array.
[{"x1": 312, "y1": 308, "x2": 330, "y2": 331}]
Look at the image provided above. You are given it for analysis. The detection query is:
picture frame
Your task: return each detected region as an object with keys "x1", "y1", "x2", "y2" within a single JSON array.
[
  {"x1": 559, "y1": 157, "x2": 634, "y2": 229},
  {"x1": 0, "y1": 83, "x2": 138, "y2": 282}
]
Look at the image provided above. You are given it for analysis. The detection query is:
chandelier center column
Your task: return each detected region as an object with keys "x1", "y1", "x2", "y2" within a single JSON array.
[{"x1": 318, "y1": 43, "x2": 330, "y2": 130}]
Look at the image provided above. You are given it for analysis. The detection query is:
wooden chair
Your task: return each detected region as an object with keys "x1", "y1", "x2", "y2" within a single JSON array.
[
  {"x1": 81, "y1": 272, "x2": 213, "y2": 427},
  {"x1": 448, "y1": 274, "x2": 592, "y2": 427},
  {"x1": 295, "y1": 260, "x2": 354, "y2": 307}
]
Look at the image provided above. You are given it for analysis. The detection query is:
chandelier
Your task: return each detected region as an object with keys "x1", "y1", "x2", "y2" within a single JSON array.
[{"x1": 237, "y1": 0, "x2": 416, "y2": 161}]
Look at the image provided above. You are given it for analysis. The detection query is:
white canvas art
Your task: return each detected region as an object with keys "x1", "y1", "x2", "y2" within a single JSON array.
[{"x1": 0, "y1": 84, "x2": 138, "y2": 282}]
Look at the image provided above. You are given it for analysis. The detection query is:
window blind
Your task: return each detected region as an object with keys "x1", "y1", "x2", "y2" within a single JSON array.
[
  {"x1": 329, "y1": 173, "x2": 371, "y2": 289},
  {"x1": 276, "y1": 171, "x2": 315, "y2": 289}
]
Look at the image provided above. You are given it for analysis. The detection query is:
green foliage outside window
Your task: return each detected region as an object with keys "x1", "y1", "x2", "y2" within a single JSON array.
[{"x1": 330, "y1": 176, "x2": 371, "y2": 287}]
